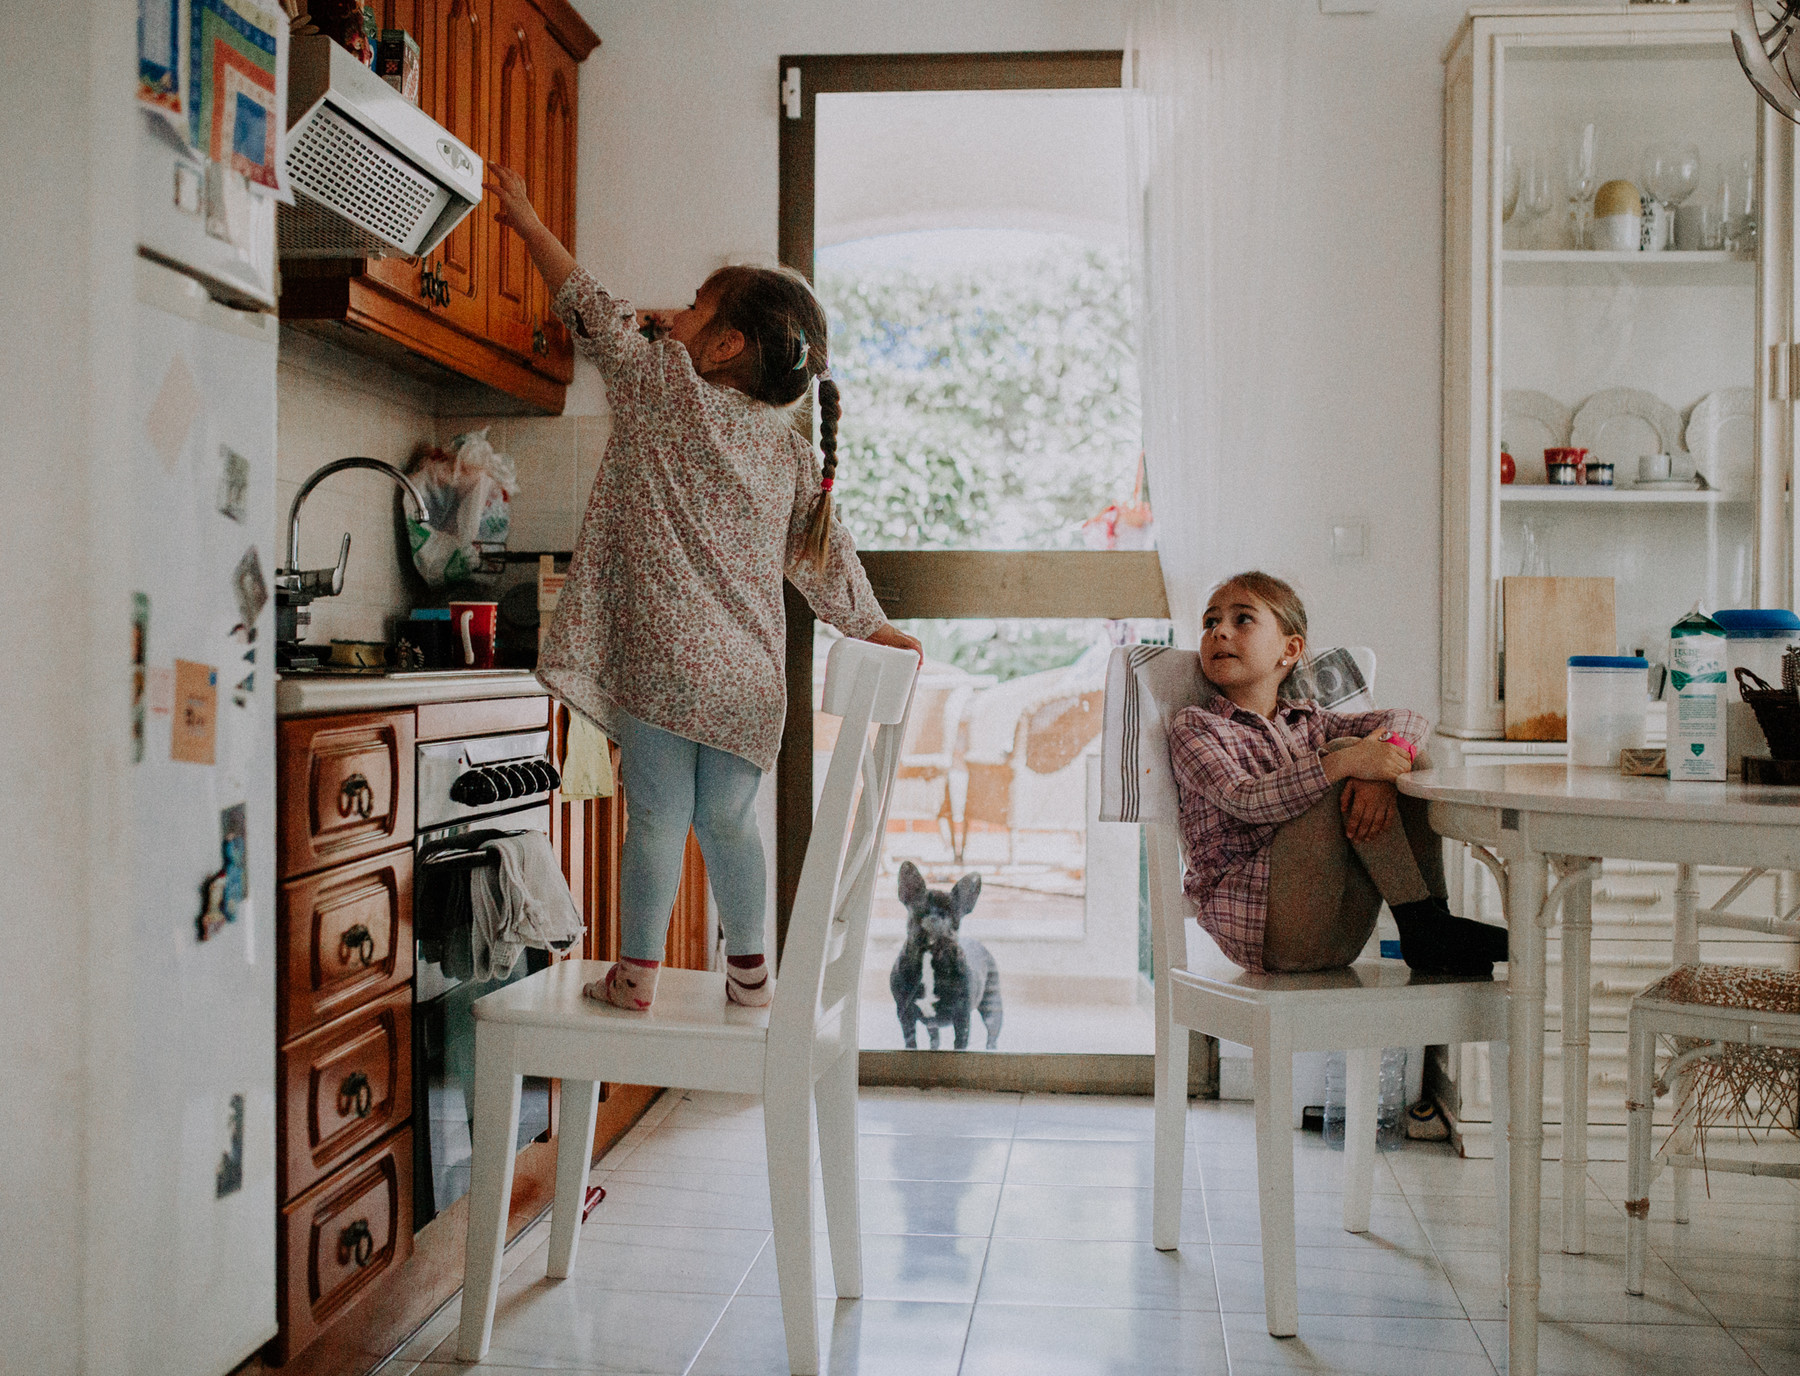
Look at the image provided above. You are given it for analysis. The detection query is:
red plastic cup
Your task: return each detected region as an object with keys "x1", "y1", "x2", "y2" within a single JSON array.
[{"x1": 449, "y1": 600, "x2": 498, "y2": 669}]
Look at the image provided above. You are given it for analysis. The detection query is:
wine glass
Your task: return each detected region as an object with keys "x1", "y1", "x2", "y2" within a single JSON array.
[
  {"x1": 1563, "y1": 123, "x2": 1599, "y2": 249},
  {"x1": 1502, "y1": 145, "x2": 1522, "y2": 223},
  {"x1": 1513, "y1": 148, "x2": 1556, "y2": 247},
  {"x1": 1721, "y1": 153, "x2": 1758, "y2": 254},
  {"x1": 1643, "y1": 142, "x2": 1701, "y2": 250}
]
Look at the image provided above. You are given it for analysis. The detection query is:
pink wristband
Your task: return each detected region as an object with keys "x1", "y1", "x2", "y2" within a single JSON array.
[{"x1": 1382, "y1": 732, "x2": 1417, "y2": 761}]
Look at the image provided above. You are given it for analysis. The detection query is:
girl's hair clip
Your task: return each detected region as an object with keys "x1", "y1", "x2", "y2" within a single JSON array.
[{"x1": 793, "y1": 329, "x2": 810, "y2": 371}]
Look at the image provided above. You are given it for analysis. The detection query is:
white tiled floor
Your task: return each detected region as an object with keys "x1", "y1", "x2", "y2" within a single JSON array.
[{"x1": 387, "y1": 1089, "x2": 1800, "y2": 1375}]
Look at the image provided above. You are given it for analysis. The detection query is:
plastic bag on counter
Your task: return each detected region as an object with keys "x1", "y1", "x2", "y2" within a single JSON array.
[{"x1": 404, "y1": 428, "x2": 517, "y2": 587}]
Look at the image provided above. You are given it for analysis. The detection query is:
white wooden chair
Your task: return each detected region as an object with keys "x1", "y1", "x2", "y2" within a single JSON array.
[
  {"x1": 1100, "y1": 644, "x2": 1511, "y2": 1336},
  {"x1": 455, "y1": 639, "x2": 919, "y2": 1375}
]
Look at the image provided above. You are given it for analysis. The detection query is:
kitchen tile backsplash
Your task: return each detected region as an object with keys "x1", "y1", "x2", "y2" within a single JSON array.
[
  {"x1": 278, "y1": 329, "x2": 435, "y2": 645},
  {"x1": 435, "y1": 413, "x2": 612, "y2": 555}
]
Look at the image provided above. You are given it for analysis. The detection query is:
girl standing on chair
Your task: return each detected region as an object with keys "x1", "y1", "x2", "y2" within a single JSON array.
[
  {"x1": 487, "y1": 167, "x2": 919, "y2": 1012},
  {"x1": 1168, "y1": 571, "x2": 1508, "y2": 976}
]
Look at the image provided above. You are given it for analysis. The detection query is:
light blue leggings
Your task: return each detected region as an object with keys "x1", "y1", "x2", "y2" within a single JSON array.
[{"x1": 614, "y1": 711, "x2": 767, "y2": 962}]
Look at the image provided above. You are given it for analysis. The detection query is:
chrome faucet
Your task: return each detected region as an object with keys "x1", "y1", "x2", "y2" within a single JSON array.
[{"x1": 276, "y1": 457, "x2": 430, "y2": 670}]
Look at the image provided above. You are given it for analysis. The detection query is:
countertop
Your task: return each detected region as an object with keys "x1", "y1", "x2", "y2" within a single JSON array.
[
  {"x1": 276, "y1": 668, "x2": 546, "y2": 717},
  {"x1": 1401, "y1": 762, "x2": 1800, "y2": 825}
]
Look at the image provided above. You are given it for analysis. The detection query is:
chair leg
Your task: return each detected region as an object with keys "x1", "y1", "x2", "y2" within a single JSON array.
[
  {"x1": 1253, "y1": 1027, "x2": 1299, "y2": 1337},
  {"x1": 1152, "y1": 1018, "x2": 1190, "y2": 1251},
  {"x1": 814, "y1": 1048, "x2": 863, "y2": 1299},
  {"x1": 456, "y1": 1027, "x2": 524, "y2": 1362},
  {"x1": 1625, "y1": 1010, "x2": 1656, "y2": 1296},
  {"x1": 546, "y1": 1080, "x2": 601, "y2": 1279},
  {"x1": 1342, "y1": 1047, "x2": 1379, "y2": 1235},
  {"x1": 764, "y1": 1079, "x2": 820, "y2": 1376},
  {"x1": 1489, "y1": 1038, "x2": 1511, "y2": 1303}
]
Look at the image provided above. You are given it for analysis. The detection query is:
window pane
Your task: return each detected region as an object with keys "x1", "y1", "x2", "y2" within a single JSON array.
[{"x1": 815, "y1": 90, "x2": 1145, "y2": 552}]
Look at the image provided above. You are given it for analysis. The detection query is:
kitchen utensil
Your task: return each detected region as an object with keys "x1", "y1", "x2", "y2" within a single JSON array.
[
  {"x1": 1503, "y1": 575, "x2": 1618, "y2": 741},
  {"x1": 1639, "y1": 453, "x2": 1673, "y2": 482},
  {"x1": 1545, "y1": 448, "x2": 1583, "y2": 485},
  {"x1": 1516, "y1": 148, "x2": 1556, "y2": 246},
  {"x1": 1643, "y1": 142, "x2": 1701, "y2": 250},
  {"x1": 1719, "y1": 153, "x2": 1758, "y2": 253},
  {"x1": 1592, "y1": 179, "x2": 1643, "y2": 251},
  {"x1": 1564, "y1": 123, "x2": 1600, "y2": 248},
  {"x1": 1502, "y1": 390, "x2": 1572, "y2": 483},
  {"x1": 450, "y1": 600, "x2": 499, "y2": 670},
  {"x1": 1674, "y1": 202, "x2": 1708, "y2": 250},
  {"x1": 1684, "y1": 386, "x2": 1755, "y2": 498},
  {"x1": 1583, "y1": 459, "x2": 1614, "y2": 486},
  {"x1": 1571, "y1": 389, "x2": 1686, "y2": 480}
]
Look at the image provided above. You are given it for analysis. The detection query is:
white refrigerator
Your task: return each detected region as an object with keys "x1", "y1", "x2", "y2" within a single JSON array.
[{"x1": 125, "y1": 115, "x2": 280, "y2": 1372}]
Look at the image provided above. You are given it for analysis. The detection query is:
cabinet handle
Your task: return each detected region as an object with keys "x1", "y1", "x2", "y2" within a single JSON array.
[
  {"x1": 338, "y1": 1218, "x2": 375, "y2": 1268},
  {"x1": 337, "y1": 774, "x2": 375, "y2": 820},
  {"x1": 337, "y1": 1070, "x2": 374, "y2": 1119},
  {"x1": 420, "y1": 263, "x2": 450, "y2": 307},
  {"x1": 339, "y1": 923, "x2": 377, "y2": 967},
  {"x1": 532, "y1": 325, "x2": 548, "y2": 356}
]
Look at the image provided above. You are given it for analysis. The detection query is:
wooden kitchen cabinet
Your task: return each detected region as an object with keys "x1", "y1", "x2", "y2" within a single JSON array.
[
  {"x1": 278, "y1": 711, "x2": 415, "y2": 879},
  {"x1": 279, "y1": 845, "x2": 413, "y2": 1040},
  {"x1": 279, "y1": 0, "x2": 596, "y2": 412}
]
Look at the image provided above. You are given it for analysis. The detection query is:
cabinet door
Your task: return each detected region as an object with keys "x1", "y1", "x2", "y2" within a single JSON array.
[
  {"x1": 488, "y1": 0, "x2": 541, "y2": 359},
  {"x1": 280, "y1": 845, "x2": 413, "y2": 1040},
  {"x1": 435, "y1": 0, "x2": 490, "y2": 334},
  {"x1": 532, "y1": 39, "x2": 578, "y2": 382},
  {"x1": 363, "y1": 0, "x2": 438, "y2": 308},
  {"x1": 279, "y1": 988, "x2": 413, "y2": 1200}
]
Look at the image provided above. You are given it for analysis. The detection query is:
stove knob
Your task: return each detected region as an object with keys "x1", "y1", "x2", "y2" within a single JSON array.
[
  {"x1": 526, "y1": 760, "x2": 557, "y2": 792},
  {"x1": 491, "y1": 765, "x2": 520, "y2": 801},
  {"x1": 451, "y1": 769, "x2": 499, "y2": 806},
  {"x1": 539, "y1": 759, "x2": 562, "y2": 792}
]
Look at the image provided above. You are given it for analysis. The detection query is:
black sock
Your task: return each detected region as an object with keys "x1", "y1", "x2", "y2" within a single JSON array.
[{"x1": 1389, "y1": 896, "x2": 1509, "y2": 974}]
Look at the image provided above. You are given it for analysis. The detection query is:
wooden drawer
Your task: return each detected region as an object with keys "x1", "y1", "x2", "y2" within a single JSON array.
[
  {"x1": 280, "y1": 711, "x2": 415, "y2": 878},
  {"x1": 279, "y1": 988, "x2": 412, "y2": 1201},
  {"x1": 280, "y1": 846, "x2": 414, "y2": 1040},
  {"x1": 276, "y1": 1127, "x2": 413, "y2": 1364},
  {"x1": 416, "y1": 693, "x2": 550, "y2": 742}
]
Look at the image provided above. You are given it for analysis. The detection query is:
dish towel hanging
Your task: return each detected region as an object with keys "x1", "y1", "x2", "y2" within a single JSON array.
[
  {"x1": 470, "y1": 831, "x2": 585, "y2": 981},
  {"x1": 561, "y1": 713, "x2": 615, "y2": 799}
]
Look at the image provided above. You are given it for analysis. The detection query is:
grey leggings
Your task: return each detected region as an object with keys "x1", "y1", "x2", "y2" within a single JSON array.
[{"x1": 1260, "y1": 742, "x2": 1446, "y2": 973}]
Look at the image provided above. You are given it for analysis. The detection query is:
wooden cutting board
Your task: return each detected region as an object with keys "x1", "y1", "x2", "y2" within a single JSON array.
[{"x1": 1503, "y1": 576, "x2": 1617, "y2": 741}]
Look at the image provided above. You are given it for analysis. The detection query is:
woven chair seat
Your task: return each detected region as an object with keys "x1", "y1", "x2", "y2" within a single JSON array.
[{"x1": 1641, "y1": 964, "x2": 1800, "y2": 1016}]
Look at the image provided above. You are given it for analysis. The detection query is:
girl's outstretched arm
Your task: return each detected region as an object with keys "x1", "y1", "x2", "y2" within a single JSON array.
[{"x1": 487, "y1": 165, "x2": 577, "y2": 297}]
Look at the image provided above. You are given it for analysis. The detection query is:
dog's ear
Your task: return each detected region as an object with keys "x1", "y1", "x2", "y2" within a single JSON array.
[
  {"x1": 950, "y1": 872, "x2": 982, "y2": 919},
  {"x1": 898, "y1": 861, "x2": 926, "y2": 908}
]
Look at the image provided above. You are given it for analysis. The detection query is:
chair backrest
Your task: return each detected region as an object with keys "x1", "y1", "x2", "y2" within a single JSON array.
[
  {"x1": 1098, "y1": 644, "x2": 1377, "y2": 979},
  {"x1": 767, "y1": 638, "x2": 919, "y2": 1070}
]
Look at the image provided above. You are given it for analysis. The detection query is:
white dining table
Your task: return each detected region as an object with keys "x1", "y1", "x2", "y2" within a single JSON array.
[{"x1": 1398, "y1": 763, "x2": 1800, "y2": 1376}]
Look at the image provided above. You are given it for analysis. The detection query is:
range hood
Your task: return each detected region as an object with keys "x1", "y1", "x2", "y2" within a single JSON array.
[{"x1": 279, "y1": 35, "x2": 482, "y2": 258}]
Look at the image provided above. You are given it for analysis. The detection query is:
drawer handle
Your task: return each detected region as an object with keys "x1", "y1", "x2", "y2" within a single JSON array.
[
  {"x1": 532, "y1": 325, "x2": 549, "y2": 356},
  {"x1": 337, "y1": 774, "x2": 375, "y2": 820},
  {"x1": 338, "y1": 1218, "x2": 375, "y2": 1269},
  {"x1": 338, "y1": 1070, "x2": 374, "y2": 1119},
  {"x1": 339, "y1": 923, "x2": 376, "y2": 967}
]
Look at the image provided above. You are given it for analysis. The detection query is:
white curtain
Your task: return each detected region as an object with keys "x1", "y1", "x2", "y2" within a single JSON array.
[{"x1": 1126, "y1": 0, "x2": 1305, "y2": 642}]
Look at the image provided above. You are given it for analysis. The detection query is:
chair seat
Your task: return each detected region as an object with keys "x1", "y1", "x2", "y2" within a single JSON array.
[
  {"x1": 1637, "y1": 963, "x2": 1800, "y2": 1014},
  {"x1": 474, "y1": 959, "x2": 771, "y2": 1040}
]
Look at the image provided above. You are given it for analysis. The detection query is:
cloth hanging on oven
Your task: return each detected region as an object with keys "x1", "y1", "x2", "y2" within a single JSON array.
[{"x1": 470, "y1": 830, "x2": 584, "y2": 981}]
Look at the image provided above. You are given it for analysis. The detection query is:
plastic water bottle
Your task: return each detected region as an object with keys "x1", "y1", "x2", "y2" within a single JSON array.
[{"x1": 1322, "y1": 1048, "x2": 1409, "y2": 1152}]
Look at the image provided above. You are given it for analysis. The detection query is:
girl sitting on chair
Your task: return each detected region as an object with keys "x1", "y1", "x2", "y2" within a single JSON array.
[{"x1": 1168, "y1": 571, "x2": 1508, "y2": 976}]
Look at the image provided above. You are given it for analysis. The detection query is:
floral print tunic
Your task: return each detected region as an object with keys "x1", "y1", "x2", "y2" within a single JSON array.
[{"x1": 536, "y1": 267, "x2": 888, "y2": 772}]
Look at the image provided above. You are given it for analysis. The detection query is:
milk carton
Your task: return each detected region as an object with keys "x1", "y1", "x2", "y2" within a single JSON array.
[{"x1": 1669, "y1": 606, "x2": 1727, "y2": 781}]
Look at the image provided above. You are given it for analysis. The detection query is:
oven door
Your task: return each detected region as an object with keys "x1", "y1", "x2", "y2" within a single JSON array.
[{"x1": 412, "y1": 801, "x2": 555, "y2": 1229}]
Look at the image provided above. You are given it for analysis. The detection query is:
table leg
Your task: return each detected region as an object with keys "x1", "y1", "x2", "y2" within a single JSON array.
[
  {"x1": 1506, "y1": 849, "x2": 1549, "y2": 1376},
  {"x1": 1559, "y1": 858, "x2": 1595, "y2": 1254},
  {"x1": 1670, "y1": 862, "x2": 1700, "y2": 1226}
]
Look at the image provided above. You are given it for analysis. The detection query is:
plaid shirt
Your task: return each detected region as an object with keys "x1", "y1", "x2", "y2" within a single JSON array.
[{"x1": 1168, "y1": 694, "x2": 1428, "y2": 971}]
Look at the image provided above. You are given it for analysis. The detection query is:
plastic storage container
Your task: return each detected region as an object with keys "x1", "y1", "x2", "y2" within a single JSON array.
[
  {"x1": 1713, "y1": 609, "x2": 1800, "y2": 770},
  {"x1": 1566, "y1": 655, "x2": 1649, "y2": 767},
  {"x1": 1321, "y1": 1048, "x2": 1408, "y2": 1152}
]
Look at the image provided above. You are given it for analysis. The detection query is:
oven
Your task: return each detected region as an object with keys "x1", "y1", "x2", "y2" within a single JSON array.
[{"x1": 411, "y1": 727, "x2": 568, "y2": 1229}]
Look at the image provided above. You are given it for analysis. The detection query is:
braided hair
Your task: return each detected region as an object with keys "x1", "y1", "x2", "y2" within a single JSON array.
[{"x1": 695, "y1": 264, "x2": 840, "y2": 571}]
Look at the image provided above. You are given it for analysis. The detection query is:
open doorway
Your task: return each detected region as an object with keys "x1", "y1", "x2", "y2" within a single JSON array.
[{"x1": 779, "y1": 54, "x2": 1181, "y2": 1075}]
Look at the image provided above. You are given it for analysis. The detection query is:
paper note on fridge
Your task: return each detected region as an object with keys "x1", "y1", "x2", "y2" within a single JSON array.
[{"x1": 171, "y1": 659, "x2": 219, "y2": 764}]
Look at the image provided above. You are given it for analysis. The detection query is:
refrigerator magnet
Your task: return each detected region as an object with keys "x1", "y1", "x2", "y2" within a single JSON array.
[
  {"x1": 216, "y1": 445, "x2": 249, "y2": 523},
  {"x1": 170, "y1": 660, "x2": 218, "y2": 764},
  {"x1": 231, "y1": 546, "x2": 267, "y2": 642},
  {"x1": 131, "y1": 593, "x2": 149, "y2": 764}
]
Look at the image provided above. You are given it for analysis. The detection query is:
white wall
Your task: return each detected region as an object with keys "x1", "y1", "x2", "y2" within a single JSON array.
[{"x1": 556, "y1": 0, "x2": 1492, "y2": 722}]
